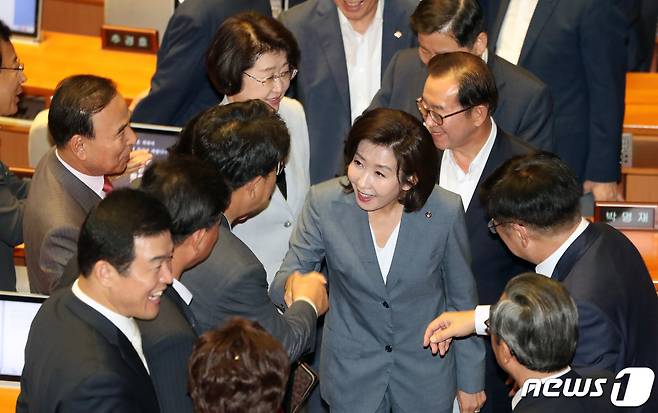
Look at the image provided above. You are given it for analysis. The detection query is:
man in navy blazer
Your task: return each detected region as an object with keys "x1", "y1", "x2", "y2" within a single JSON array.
[
  {"x1": 17, "y1": 189, "x2": 175, "y2": 413},
  {"x1": 421, "y1": 51, "x2": 535, "y2": 413},
  {"x1": 131, "y1": 0, "x2": 272, "y2": 126},
  {"x1": 369, "y1": 0, "x2": 554, "y2": 152},
  {"x1": 137, "y1": 157, "x2": 231, "y2": 413},
  {"x1": 485, "y1": 0, "x2": 626, "y2": 201},
  {"x1": 280, "y1": 0, "x2": 417, "y2": 184}
]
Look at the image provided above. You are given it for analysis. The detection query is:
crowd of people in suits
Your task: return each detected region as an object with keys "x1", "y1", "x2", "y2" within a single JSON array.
[{"x1": 1, "y1": 0, "x2": 658, "y2": 412}]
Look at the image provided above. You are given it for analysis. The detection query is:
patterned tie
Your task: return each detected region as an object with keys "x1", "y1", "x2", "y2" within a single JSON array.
[{"x1": 102, "y1": 176, "x2": 113, "y2": 194}]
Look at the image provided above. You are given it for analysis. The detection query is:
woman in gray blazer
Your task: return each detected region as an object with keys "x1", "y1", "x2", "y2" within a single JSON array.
[
  {"x1": 206, "y1": 12, "x2": 311, "y2": 284},
  {"x1": 271, "y1": 109, "x2": 485, "y2": 412}
]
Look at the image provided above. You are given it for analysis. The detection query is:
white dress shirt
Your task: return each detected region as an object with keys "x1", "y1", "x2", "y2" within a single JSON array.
[
  {"x1": 369, "y1": 221, "x2": 401, "y2": 284},
  {"x1": 338, "y1": 0, "x2": 384, "y2": 124},
  {"x1": 439, "y1": 119, "x2": 497, "y2": 210},
  {"x1": 72, "y1": 279, "x2": 150, "y2": 373},
  {"x1": 512, "y1": 367, "x2": 572, "y2": 410},
  {"x1": 55, "y1": 149, "x2": 106, "y2": 198},
  {"x1": 475, "y1": 217, "x2": 590, "y2": 335},
  {"x1": 495, "y1": 0, "x2": 539, "y2": 65},
  {"x1": 171, "y1": 278, "x2": 193, "y2": 305}
]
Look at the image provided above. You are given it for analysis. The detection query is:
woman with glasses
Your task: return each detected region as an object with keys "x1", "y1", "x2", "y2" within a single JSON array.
[
  {"x1": 270, "y1": 108, "x2": 485, "y2": 413},
  {"x1": 205, "y1": 11, "x2": 309, "y2": 284}
]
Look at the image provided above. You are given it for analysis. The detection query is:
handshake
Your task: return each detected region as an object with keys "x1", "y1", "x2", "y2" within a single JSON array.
[{"x1": 283, "y1": 271, "x2": 329, "y2": 316}]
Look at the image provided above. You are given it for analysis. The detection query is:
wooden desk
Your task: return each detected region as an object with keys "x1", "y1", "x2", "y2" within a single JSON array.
[
  {"x1": 14, "y1": 31, "x2": 156, "y2": 103},
  {"x1": 0, "y1": 386, "x2": 19, "y2": 413},
  {"x1": 622, "y1": 230, "x2": 658, "y2": 292}
]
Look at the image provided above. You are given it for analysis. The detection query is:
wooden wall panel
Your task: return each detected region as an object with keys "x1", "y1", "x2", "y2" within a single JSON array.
[{"x1": 41, "y1": 0, "x2": 105, "y2": 37}]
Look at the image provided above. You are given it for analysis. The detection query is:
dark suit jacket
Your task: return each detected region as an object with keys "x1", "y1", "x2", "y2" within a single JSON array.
[
  {"x1": 487, "y1": 0, "x2": 626, "y2": 182},
  {"x1": 23, "y1": 148, "x2": 101, "y2": 294},
  {"x1": 552, "y1": 223, "x2": 658, "y2": 413},
  {"x1": 182, "y1": 217, "x2": 317, "y2": 362},
  {"x1": 369, "y1": 48, "x2": 554, "y2": 152},
  {"x1": 131, "y1": 0, "x2": 272, "y2": 126},
  {"x1": 16, "y1": 288, "x2": 159, "y2": 413},
  {"x1": 280, "y1": 0, "x2": 417, "y2": 184},
  {"x1": 0, "y1": 160, "x2": 29, "y2": 291},
  {"x1": 137, "y1": 285, "x2": 199, "y2": 413}
]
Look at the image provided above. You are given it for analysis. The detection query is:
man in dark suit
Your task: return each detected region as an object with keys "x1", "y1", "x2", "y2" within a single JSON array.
[
  {"x1": 171, "y1": 100, "x2": 328, "y2": 362},
  {"x1": 426, "y1": 153, "x2": 658, "y2": 413},
  {"x1": 485, "y1": 0, "x2": 626, "y2": 201},
  {"x1": 17, "y1": 189, "x2": 175, "y2": 413},
  {"x1": 0, "y1": 19, "x2": 28, "y2": 291},
  {"x1": 131, "y1": 0, "x2": 272, "y2": 126},
  {"x1": 280, "y1": 0, "x2": 417, "y2": 184},
  {"x1": 23, "y1": 75, "x2": 151, "y2": 294},
  {"x1": 137, "y1": 157, "x2": 231, "y2": 413},
  {"x1": 370, "y1": 0, "x2": 554, "y2": 152},
  {"x1": 420, "y1": 51, "x2": 534, "y2": 413},
  {"x1": 490, "y1": 274, "x2": 614, "y2": 413}
]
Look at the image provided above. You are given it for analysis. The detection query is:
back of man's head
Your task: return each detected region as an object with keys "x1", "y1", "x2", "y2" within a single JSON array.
[
  {"x1": 171, "y1": 99, "x2": 290, "y2": 190},
  {"x1": 489, "y1": 273, "x2": 578, "y2": 372},
  {"x1": 482, "y1": 152, "x2": 582, "y2": 231},
  {"x1": 48, "y1": 75, "x2": 118, "y2": 147},
  {"x1": 77, "y1": 188, "x2": 172, "y2": 277},
  {"x1": 140, "y1": 156, "x2": 230, "y2": 245},
  {"x1": 427, "y1": 51, "x2": 498, "y2": 115},
  {"x1": 411, "y1": 0, "x2": 485, "y2": 48}
]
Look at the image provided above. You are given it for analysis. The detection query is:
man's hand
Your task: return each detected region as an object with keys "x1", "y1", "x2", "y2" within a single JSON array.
[
  {"x1": 423, "y1": 310, "x2": 476, "y2": 356},
  {"x1": 457, "y1": 390, "x2": 486, "y2": 413},
  {"x1": 125, "y1": 149, "x2": 153, "y2": 176},
  {"x1": 284, "y1": 271, "x2": 329, "y2": 316},
  {"x1": 583, "y1": 180, "x2": 623, "y2": 201}
]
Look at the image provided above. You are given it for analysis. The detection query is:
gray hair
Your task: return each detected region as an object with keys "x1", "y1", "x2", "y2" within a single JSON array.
[{"x1": 489, "y1": 273, "x2": 578, "y2": 372}]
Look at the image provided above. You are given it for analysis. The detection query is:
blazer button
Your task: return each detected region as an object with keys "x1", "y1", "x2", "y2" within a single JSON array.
[
  {"x1": 382, "y1": 301, "x2": 389, "y2": 308},
  {"x1": 385, "y1": 345, "x2": 392, "y2": 352},
  {"x1": 284, "y1": 220, "x2": 292, "y2": 228}
]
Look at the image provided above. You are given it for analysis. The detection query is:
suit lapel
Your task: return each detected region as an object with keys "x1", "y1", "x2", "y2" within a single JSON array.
[
  {"x1": 488, "y1": 0, "x2": 511, "y2": 50},
  {"x1": 48, "y1": 149, "x2": 101, "y2": 212},
  {"x1": 487, "y1": 56, "x2": 507, "y2": 102},
  {"x1": 165, "y1": 286, "x2": 201, "y2": 336},
  {"x1": 384, "y1": 211, "x2": 416, "y2": 291},
  {"x1": 552, "y1": 224, "x2": 598, "y2": 282},
  {"x1": 518, "y1": 0, "x2": 559, "y2": 64},
  {"x1": 380, "y1": 1, "x2": 409, "y2": 74},
  {"x1": 314, "y1": 0, "x2": 350, "y2": 111}
]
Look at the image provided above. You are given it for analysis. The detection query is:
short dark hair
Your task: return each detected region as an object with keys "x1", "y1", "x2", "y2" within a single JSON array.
[
  {"x1": 489, "y1": 273, "x2": 579, "y2": 372},
  {"x1": 188, "y1": 317, "x2": 290, "y2": 413},
  {"x1": 140, "y1": 156, "x2": 230, "y2": 245},
  {"x1": 77, "y1": 188, "x2": 172, "y2": 276},
  {"x1": 342, "y1": 108, "x2": 438, "y2": 212},
  {"x1": 410, "y1": 0, "x2": 485, "y2": 48},
  {"x1": 48, "y1": 75, "x2": 118, "y2": 147},
  {"x1": 427, "y1": 51, "x2": 498, "y2": 115},
  {"x1": 481, "y1": 152, "x2": 581, "y2": 231},
  {"x1": 0, "y1": 20, "x2": 11, "y2": 66},
  {"x1": 206, "y1": 11, "x2": 300, "y2": 96},
  {"x1": 172, "y1": 100, "x2": 290, "y2": 190}
]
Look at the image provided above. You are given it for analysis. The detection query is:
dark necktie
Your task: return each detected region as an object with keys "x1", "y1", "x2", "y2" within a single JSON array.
[{"x1": 276, "y1": 169, "x2": 287, "y2": 200}]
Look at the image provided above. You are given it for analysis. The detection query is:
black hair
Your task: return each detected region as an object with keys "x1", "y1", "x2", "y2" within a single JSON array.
[{"x1": 410, "y1": 0, "x2": 485, "y2": 48}]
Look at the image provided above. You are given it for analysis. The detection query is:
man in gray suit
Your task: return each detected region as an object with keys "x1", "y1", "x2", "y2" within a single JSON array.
[
  {"x1": 171, "y1": 100, "x2": 328, "y2": 362},
  {"x1": 281, "y1": 0, "x2": 418, "y2": 184},
  {"x1": 369, "y1": 0, "x2": 554, "y2": 152},
  {"x1": 23, "y1": 75, "x2": 146, "y2": 294}
]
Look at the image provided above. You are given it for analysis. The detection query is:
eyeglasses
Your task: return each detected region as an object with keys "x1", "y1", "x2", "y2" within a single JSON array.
[
  {"x1": 487, "y1": 218, "x2": 511, "y2": 234},
  {"x1": 243, "y1": 68, "x2": 298, "y2": 88},
  {"x1": 416, "y1": 97, "x2": 473, "y2": 125},
  {"x1": 275, "y1": 161, "x2": 285, "y2": 176},
  {"x1": 0, "y1": 62, "x2": 24, "y2": 72}
]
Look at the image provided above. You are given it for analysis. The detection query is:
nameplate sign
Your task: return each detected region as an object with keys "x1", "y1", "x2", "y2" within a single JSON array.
[{"x1": 594, "y1": 202, "x2": 658, "y2": 230}]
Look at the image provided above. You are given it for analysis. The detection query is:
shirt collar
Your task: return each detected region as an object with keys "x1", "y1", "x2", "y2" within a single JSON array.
[
  {"x1": 444, "y1": 118, "x2": 498, "y2": 177},
  {"x1": 172, "y1": 278, "x2": 193, "y2": 305},
  {"x1": 71, "y1": 278, "x2": 140, "y2": 343},
  {"x1": 535, "y1": 218, "x2": 589, "y2": 277},
  {"x1": 481, "y1": 48, "x2": 489, "y2": 64},
  {"x1": 55, "y1": 149, "x2": 105, "y2": 198},
  {"x1": 512, "y1": 367, "x2": 572, "y2": 410}
]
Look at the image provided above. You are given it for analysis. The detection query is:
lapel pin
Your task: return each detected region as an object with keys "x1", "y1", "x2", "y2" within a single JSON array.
[
  {"x1": 394, "y1": 31, "x2": 402, "y2": 39},
  {"x1": 425, "y1": 211, "x2": 432, "y2": 219}
]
